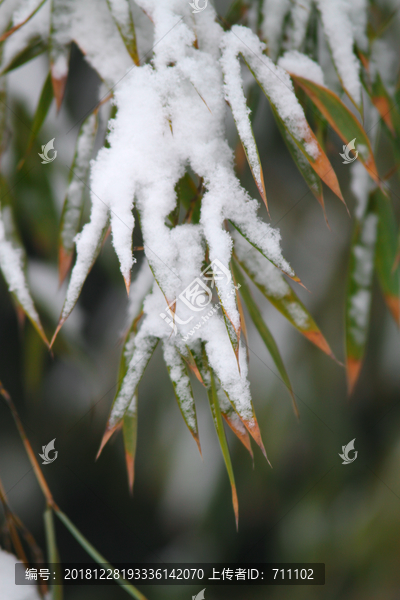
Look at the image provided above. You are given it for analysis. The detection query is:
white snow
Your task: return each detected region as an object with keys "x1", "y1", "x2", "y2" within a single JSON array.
[
  {"x1": 316, "y1": 0, "x2": 362, "y2": 105},
  {"x1": 261, "y1": 0, "x2": 291, "y2": 60},
  {"x1": 0, "y1": 549, "x2": 45, "y2": 600},
  {"x1": 350, "y1": 162, "x2": 375, "y2": 221},
  {"x1": 286, "y1": 0, "x2": 313, "y2": 51},
  {"x1": 278, "y1": 51, "x2": 326, "y2": 87}
]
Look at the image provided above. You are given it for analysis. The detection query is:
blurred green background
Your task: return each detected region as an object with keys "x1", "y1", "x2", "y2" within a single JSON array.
[{"x1": 1, "y1": 1, "x2": 400, "y2": 599}]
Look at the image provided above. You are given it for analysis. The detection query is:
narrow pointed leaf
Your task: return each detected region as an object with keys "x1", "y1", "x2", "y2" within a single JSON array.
[
  {"x1": 233, "y1": 232, "x2": 335, "y2": 358},
  {"x1": 106, "y1": 0, "x2": 139, "y2": 65},
  {"x1": 44, "y1": 507, "x2": 63, "y2": 600},
  {"x1": 58, "y1": 112, "x2": 98, "y2": 283},
  {"x1": 207, "y1": 367, "x2": 239, "y2": 529},
  {"x1": 0, "y1": 202, "x2": 48, "y2": 346},
  {"x1": 163, "y1": 341, "x2": 201, "y2": 455},
  {"x1": 370, "y1": 73, "x2": 400, "y2": 139},
  {"x1": 375, "y1": 191, "x2": 400, "y2": 324},
  {"x1": 54, "y1": 509, "x2": 147, "y2": 600},
  {"x1": 0, "y1": 37, "x2": 47, "y2": 76},
  {"x1": 216, "y1": 384, "x2": 253, "y2": 459},
  {"x1": 0, "y1": 0, "x2": 47, "y2": 43},
  {"x1": 290, "y1": 75, "x2": 380, "y2": 186},
  {"x1": 232, "y1": 259, "x2": 299, "y2": 417},
  {"x1": 272, "y1": 105, "x2": 327, "y2": 223},
  {"x1": 19, "y1": 72, "x2": 53, "y2": 167},
  {"x1": 122, "y1": 393, "x2": 138, "y2": 494},
  {"x1": 345, "y1": 190, "x2": 379, "y2": 394},
  {"x1": 99, "y1": 332, "x2": 158, "y2": 454}
]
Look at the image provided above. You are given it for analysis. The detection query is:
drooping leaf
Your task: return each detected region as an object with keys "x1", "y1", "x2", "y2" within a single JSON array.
[
  {"x1": 290, "y1": 75, "x2": 380, "y2": 186},
  {"x1": 232, "y1": 259, "x2": 299, "y2": 417},
  {"x1": 233, "y1": 231, "x2": 335, "y2": 358},
  {"x1": 345, "y1": 190, "x2": 379, "y2": 394},
  {"x1": 272, "y1": 105, "x2": 327, "y2": 223},
  {"x1": 97, "y1": 331, "x2": 158, "y2": 456},
  {"x1": 0, "y1": 37, "x2": 47, "y2": 76},
  {"x1": 58, "y1": 112, "x2": 98, "y2": 283},
  {"x1": 122, "y1": 393, "x2": 138, "y2": 495},
  {"x1": 0, "y1": 0, "x2": 47, "y2": 43},
  {"x1": 375, "y1": 191, "x2": 400, "y2": 324},
  {"x1": 19, "y1": 71, "x2": 54, "y2": 168},
  {"x1": 106, "y1": 0, "x2": 139, "y2": 65},
  {"x1": 44, "y1": 507, "x2": 63, "y2": 600},
  {"x1": 163, "y1": 341, "x2": 201, "y2": 454},
  {"x1": 54, "y1": 508, "x2": 147, "y2": 600},
  {"x1": 370, "y1": 73, "x2": 400, "y2": 139},
  {"x1": 216, "y1": 380, "x2": 253, "y2": 460},
  {"x1": 50, "y1": 0, "x2": 72, "y2": 109},
  {"x1": 195, "y1": 351, "x2": 239, "y2": 529},
  {"x1": 0, "y1": 200, "x2": 48, "y2": 346}
]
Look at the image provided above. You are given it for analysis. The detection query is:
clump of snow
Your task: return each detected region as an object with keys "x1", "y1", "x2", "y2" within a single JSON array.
[
  {"x1": 278, "y1": 51, "x2": 326, "y2": 87},
  {"x1": 285, "y1": 0, "x2": 312, "y2": 51},
  {"x1": 350, "y1": 162, "x2": 375, "y2": 221}
]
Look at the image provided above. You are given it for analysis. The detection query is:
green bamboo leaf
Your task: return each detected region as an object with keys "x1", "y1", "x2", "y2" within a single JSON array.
[
  {"x1": 0, "y1": 37, "x2": 47, "y2": 76},
  {"x1": 345, "y1": 189, "x2": 379, "y2": 394},
  {"x1": 123, "y1": 392, "x2": 138, "y2": 494},
  {"x1": 375, "y1": 190, "x2": 400, "y2": 325},
  {"x1": 44, "y1": 507, "x2": 63, "y2": 600},
  {"x1": 163, "y1": 341, "x2": 201, "y2": 455},
  {"x1": 233, "y1": 231, "x2": 335, "y2": 358},
  {"x1": 241, "y1": 57, "x2": 345, "y2": 207},
  {"x1": 232, "y1": 259, "x2": 299, "y2": 417},
  {"x1": 289, "y1": 74, "x2": 381, "y2": 187},
  {"x1": 272, "y1": 105, "x2": 326, "y2": 223},
  {"x1": 106, "y1": 0, "x2": 139, "y2": 65},
  {"x1": 58, "y1": 112, "x2": 98, "y2": 284},
  {"x1": 216, "y1": 382, "x2": 253, "y2": 460},
  {"x1": 19, "y1": 71, "x2": 54, "y2": 168},
  {"x1": 195, "y1": 351, "x2": 239, "y2": 529},
  {"x1": 54, "y1": 508, "x2": 147, "y2": 600},
  {"x1": 97, "y1": 332, "x2": 159, "y2": 457},
  {"x1": 0, "y1": 196, "x2": 48, "y2": 346}
]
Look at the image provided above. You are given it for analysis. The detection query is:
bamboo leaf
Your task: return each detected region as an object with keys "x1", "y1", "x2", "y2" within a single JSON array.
[
  {"x1": 216, "y1": 383, "x2": 253, "y2": 460},
  {"x1": 345, "y1": 190, "x2": 379, "y2": 394},
  {"x1": 97, "y1": 332, "x2": 158, "y2": 457},
  {"x1": 106, "y1": 0, "x2": 139, "y2": 65},
  {"x1": 0, "y1": 200, "x2": 48, "y2": 346},
  {"x1": 58, "y1": 112, "x2": 98, "y2": 283},
  {"x1": 54, "y1": 509, "x2": 147, "y2": 600},
  {"x1": 122, "y1": 393, "x2": 138, "y2": 495},
  {"x1": 272, "y1": 105, "x2": 327, "y2": 224},
  {"x1": 290, "y1": 74, "x2": 381, "y2": 186},
  {"x1": 242, "y1": 58, "x2": 345, "y2": 208},
  {"x1": 19, "y1": 71, "x2": 54, "y2": 168},
  {"x1": 0, "y1": 37, "x2": 47, "y2": 76},
  {"x1": 44, "y1": 508, "x2": 63, "y2": 600},
  {"x1": 163, "y1": 341, "x2": 201, "y2": 455},
  {"x1": 232, "y1": 259, "x2": 299, "y2": 417},
  {"x1": 233, "y1": 232, "x2": 335, "y2": 358},
  {"x1": 370, "y1": 73, "x2": 400, "y2": 139},
  {"x1": 375, "y1": 191, "x2": 400, "y2": 324},
  {"x1": 0, "y1": 0, "x2": 47, "y2": 42}
]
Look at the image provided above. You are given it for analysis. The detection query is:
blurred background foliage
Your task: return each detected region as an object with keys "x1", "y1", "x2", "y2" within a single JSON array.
[{"x1": 1, "y1": 0, "x2": 400, "y2": 599}]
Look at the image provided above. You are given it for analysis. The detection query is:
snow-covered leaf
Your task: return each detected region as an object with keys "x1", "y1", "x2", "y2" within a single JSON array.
[
  {"x1": 290, "y1": 74, "x2": 380, "y2": 187},
  {"x1": 217, "y1": 383, "x2": 253, "y2": 460},
  {"x1": 0, "y1": 0, "x2": 47, "y2": 43},
  {"x1": 345, "y1": 189, "x2": 379, "y2": 394},
  {"x1": 58, "y1": 111, "x2": 98, "y2": 284},
  {"x1": 0, "y1": 201, "x2": 48, "y2": 346},
  {"x1": 163, "y1": 340, "x2": 201, "y2": 454},
  {"x1": 232, "y1": 258, "x2": 298, "y2": 417},
  {"x1": 233, "y1": 231, "x2": 335, "y2": 358},
  {"x1": 106, "y1": 0, "x2": 139, "y2": 65},
  {"x1": 50, "y1": 0, "x2": 72, "y2": 109}
]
